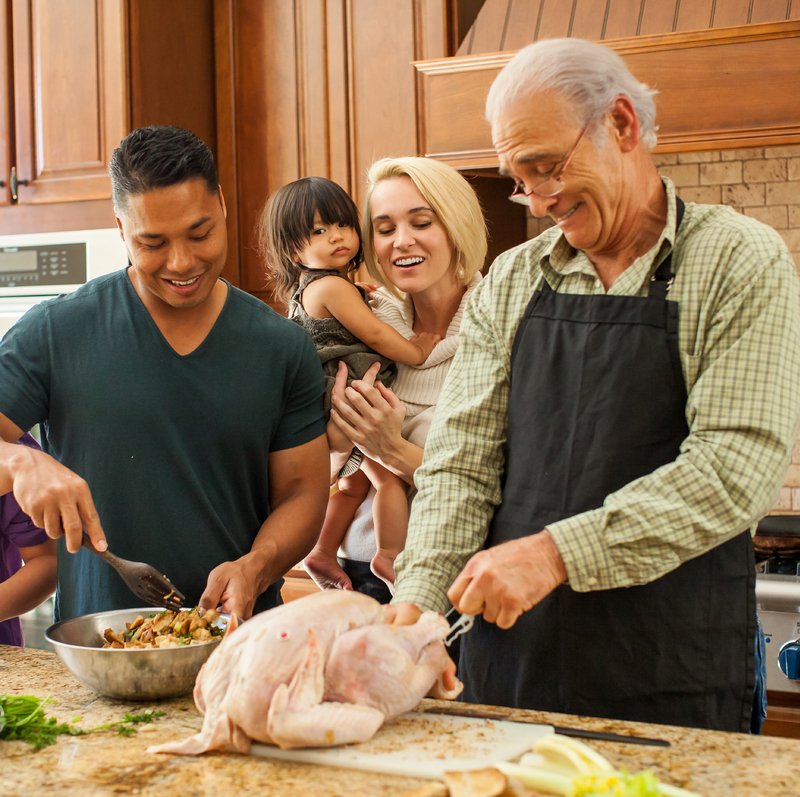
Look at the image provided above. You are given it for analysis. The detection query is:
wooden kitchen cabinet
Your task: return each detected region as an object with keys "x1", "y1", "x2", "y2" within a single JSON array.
[
  {"x1": 2, "y1": 0, "x2": 128, "y2": 209},
  {"x1": 0, "y1": 0, "x2": 216, "y2": 237},
  {"x1": 0, "y1": 0, "x2": 10, "y2": 208},
  {"x1": 214, "y1": 0, "x2": 452, "y2": 308}
]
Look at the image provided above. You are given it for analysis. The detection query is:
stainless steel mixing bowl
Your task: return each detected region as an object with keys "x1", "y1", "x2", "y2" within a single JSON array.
[{"x1": 45, "y1": 607, "x2": 226, "y2": 700}]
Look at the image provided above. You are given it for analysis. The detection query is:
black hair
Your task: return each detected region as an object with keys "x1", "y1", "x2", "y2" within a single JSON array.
[
  {"x1": 258, "y1": 177, "x2": 363, "y2": 305},
  {"x1": 109, "y1": 125, "x2": 218, "y2": 210}
]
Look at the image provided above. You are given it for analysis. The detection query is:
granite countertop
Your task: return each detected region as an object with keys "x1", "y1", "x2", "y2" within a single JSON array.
[{"x1": 2, "y1": 645, "x2": 799, "y2": 796}]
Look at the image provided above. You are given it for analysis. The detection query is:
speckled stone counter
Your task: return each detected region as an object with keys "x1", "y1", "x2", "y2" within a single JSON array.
[{"x1": 2, "y1": 645, "x2": 799, "y2": 796}]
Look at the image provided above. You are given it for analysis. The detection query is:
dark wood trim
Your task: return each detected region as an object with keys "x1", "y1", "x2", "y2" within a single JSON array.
[
  {"x1": 413, "y1": 0, "x2": 450, "y2": 158},
  {"x1": 0, "y1": 0, "x2": 10, "y2": 206},
  {"x1": 213, "y1": 0, "x2": 241, "y2": 287},
  {"x1": 128, "y1": 0, "x2": 215, "y2": 147},
  {"x1": 325, "y1": 0, "x2": 351, "y2": 192},
  {"x1": 763, "y1": 690, "x2": 800, "y2": 739}
]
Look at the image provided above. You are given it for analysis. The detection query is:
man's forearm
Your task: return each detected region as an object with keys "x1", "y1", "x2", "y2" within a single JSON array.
[
  {"x1": 251, "y1": 435, "x2": 330, "y2": 592},
  {"x1": 245, "y1": 504, "x2": 323, "y2": 594}
]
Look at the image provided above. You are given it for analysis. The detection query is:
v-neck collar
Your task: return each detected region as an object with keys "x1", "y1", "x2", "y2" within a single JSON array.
[{"x1": 123, "y1": 272, "x2": 232, "y2": 358}]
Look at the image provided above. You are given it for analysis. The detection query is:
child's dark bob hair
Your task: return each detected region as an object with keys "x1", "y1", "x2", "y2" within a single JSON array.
[{"x1": 259, "y1": 176, "x2": 363, "y2": 304}]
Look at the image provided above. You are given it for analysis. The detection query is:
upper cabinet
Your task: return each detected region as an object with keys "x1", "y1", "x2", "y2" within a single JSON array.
[
  {"x1": 213, "y1": 0, "x2": 451, "y2": 307},
  {"x1": 416, "y1": 4, "x2": 800, "y2": 169},
  {"x1": 0, "y1": 0, "x2": 216, "y2": 237},
  {"x1": 0, "y1": 1, "x2": 10, "y2": 208},
  {"x1": 1, "y1": 0, "x2": 128, "y2": 209}
]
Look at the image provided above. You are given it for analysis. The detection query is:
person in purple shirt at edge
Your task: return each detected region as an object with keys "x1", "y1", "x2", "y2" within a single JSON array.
[{"x1": 0, "y1": 433, "x2": 56, "y2": 646}]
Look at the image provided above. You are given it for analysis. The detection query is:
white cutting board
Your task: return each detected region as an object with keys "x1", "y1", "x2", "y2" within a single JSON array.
[{"x1": 250, "y1": 711, "x2": 553, "y2": 779}]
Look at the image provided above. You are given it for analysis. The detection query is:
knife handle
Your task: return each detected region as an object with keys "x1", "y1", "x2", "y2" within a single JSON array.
[{"x1": 422, "y1": 707, "x2": 671, "y2": 747}]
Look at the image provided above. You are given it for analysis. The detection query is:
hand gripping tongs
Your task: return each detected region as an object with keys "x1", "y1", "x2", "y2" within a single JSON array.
[{"x1": 444, "y1": 606, "x2": 476, "y2": 647}]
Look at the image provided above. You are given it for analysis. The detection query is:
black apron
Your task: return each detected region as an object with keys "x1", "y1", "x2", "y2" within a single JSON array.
[{"x1": 460, "y1": 200, "x2": 755, "y2": 731}]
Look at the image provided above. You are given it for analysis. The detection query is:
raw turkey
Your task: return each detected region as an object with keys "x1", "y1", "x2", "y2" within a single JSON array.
[{"x1": 149, "y1": 590, "x2": 461, "y2": 754}]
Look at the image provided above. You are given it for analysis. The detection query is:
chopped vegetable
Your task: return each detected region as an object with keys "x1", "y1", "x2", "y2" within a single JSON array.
[
  {"x1": 572, "y1": 770, "x2": 663, "y2": 796},
  {"x1": 0, "y1": 695, "x2": 83, "y2": 750},
  {"x1": 0, "y1": 695, "x2": 166, "y2": 750},
  {"x1": 88, "y1": 709, "x2": 167, "y2": 736},
  {"x1": 495, "y1": 733, "x2": 700, "y2": 797},
  {"x1": 534, "y1": 733, "x2": 616, "y2": 775},
  {"x1": 102, "y1": 607, "x2": 225, "y2": 649}
]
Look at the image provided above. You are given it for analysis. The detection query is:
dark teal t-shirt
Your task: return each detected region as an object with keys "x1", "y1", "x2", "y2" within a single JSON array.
[{"x1": 0, "y1": 270, "x2": 325, "y2": 620}]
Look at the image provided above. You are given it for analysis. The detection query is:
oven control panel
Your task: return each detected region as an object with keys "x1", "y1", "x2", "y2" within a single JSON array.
[{"x1": 0, "y1": 243, "x2": 87, "y2": 290}]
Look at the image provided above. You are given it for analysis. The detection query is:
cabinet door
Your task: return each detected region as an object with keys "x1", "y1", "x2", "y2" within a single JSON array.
[
  {"x1": 11, "y1": 0, "x2": 128, "y2": 204},
  {"x1": 0, "y1": 0, "x2": 10, "y2": 206}
]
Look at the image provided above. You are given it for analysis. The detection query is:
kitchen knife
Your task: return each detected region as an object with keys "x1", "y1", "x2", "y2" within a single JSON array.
[{"x1": 422, "y1": 706, "x2": 671, "y2": 747}]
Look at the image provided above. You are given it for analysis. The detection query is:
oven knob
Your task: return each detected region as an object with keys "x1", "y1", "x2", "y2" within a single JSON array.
[{"x1": 778, "y1": 640, "x2": 800, "y2": 680}]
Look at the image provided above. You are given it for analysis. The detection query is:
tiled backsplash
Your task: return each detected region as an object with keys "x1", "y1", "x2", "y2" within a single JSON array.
[{"x1": 526, "y1": 143, "x2": 800, "y2": 515}]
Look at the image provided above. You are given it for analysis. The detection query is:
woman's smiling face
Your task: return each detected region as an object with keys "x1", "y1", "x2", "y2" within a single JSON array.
[{"x1": 369, "y1": 176, "x2": 458, "y2": 297}]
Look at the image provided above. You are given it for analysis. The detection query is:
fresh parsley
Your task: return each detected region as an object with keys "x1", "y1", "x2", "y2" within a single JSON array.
[
  {"x1": 0, "y1": 695, "x2": 83, "y2": 750},
  {"x1": 0, "y1": 695, "x2": 166, "y2": 750}
]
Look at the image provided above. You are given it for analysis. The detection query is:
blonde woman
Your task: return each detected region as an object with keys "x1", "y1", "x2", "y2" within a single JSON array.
[{"x1": 310, "y1": 156, "x2": 487, "y2": 600}]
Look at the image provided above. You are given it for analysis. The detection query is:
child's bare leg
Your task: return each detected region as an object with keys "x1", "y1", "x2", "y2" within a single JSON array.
[
  {"x1": 304, "y1": 469, "x2": 371, "y2": 591},
  {"x1": 362, "y1": 459, "x2": 409, "y2": 592}
]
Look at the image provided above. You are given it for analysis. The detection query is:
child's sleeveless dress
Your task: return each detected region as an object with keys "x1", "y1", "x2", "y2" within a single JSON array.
[{"x1": 289, "y1": 270, "x2": 395, "y2": 416}]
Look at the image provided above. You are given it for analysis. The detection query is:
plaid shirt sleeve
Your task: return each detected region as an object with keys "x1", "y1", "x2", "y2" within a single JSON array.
[
  {"x1": 392, "y1": 245, "x2": 538, "y2": 612},
  {"x1": 394, "y1": 182, "x2": 800, "y2": 608},
  {"x1": 550, "y1": 208, "x2": 800, "y2": 590}
]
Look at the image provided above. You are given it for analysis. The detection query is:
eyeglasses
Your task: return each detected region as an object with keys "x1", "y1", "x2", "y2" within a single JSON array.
[{"x1": 508, "y1": 123, "x2": 589, "y2": 205}]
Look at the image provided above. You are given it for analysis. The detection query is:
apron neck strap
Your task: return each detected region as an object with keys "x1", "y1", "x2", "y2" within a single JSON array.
[
  {"x1": 540, "y1": 196, "x2": 685, "y2": 298},
  {"x1": 648, "y1": 196, "x2": 685, "y2": 299}
]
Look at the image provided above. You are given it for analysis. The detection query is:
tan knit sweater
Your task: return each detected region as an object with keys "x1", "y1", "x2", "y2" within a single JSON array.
[
  {"x1": 339, "y1": 273, "x2": 481, "y2": 562},
  {"x1": 371, "y1": 272, "x2": 481, "y2": 421}
]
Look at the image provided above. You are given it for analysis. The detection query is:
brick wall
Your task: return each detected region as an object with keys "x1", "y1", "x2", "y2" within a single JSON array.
[{"x1": 525, "y1": 143, "x2": 800, "y2": 514}]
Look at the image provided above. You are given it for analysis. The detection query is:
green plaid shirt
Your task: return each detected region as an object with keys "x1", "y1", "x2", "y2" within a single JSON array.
[{"x1": 394, "y1": 178, "x2": 800, "y2": 613}]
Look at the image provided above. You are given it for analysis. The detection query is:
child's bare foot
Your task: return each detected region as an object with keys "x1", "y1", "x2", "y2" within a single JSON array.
[
  {"x1": 303, "y1": 548, "x2": 353, "y2": 591},
  {"x1": 370, "y1": 551, "x2": 397, "y2": 594}
]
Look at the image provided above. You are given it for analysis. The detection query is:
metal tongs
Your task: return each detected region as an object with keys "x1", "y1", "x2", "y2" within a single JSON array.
[
  {"x1": 81, "y1": 533, "x2": 185, "y2": 610},
  {"x1": 444, "y1": 607, "x2": 476, "y2": 647}
]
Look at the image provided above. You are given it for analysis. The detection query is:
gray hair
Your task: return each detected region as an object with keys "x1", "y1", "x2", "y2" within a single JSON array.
[{"x1": 485, "y1": 38, "x2": 659, "y2": 149}]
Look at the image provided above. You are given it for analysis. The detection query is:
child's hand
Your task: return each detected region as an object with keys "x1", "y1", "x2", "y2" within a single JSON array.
[
  {"x1": 356, "y1": 282, "x2": 381, "y2": 309},
  {"x1": 410, "y1": 332, "x2": 441, "y2": 363}
]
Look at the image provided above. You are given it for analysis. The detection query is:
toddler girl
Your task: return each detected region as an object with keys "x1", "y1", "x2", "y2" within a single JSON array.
[{"x1": 260, "y1": 177, "x2": 438, "y2": 590}]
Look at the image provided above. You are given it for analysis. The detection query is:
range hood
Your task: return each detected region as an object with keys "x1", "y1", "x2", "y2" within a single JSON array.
[{"x1": 413, "y1": 19, "x2": 800, "y2": 169}]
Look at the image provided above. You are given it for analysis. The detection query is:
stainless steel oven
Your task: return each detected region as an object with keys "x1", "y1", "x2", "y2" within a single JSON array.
[
  {"x1": 757, "y1": 574, "x2": 800, "y2": 695},
  {"x1": 755, "y1": 515, "x2": 800, "y2": 737}
]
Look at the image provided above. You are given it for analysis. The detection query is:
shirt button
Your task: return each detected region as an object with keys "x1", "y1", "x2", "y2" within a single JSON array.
[{"x1": 586, "y1": 577, "x2": 598, "y2": 587}]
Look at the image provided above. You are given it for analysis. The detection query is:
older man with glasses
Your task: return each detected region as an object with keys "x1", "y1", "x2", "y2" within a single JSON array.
[{"x1": 391, "y1": 38, "x2": 800, "y2": 733}]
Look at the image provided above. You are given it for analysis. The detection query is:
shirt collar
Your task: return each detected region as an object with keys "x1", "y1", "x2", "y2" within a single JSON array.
[{"x1": 538, "y1": 176, "x2": 681, "y2": 287}]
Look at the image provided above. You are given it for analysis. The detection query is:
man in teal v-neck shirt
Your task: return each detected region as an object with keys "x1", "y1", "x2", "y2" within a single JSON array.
[{"x1": 0, "y1": 126, "x2": 329, "y2": 621}]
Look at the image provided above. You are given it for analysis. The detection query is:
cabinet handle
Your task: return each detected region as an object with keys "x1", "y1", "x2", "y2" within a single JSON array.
[{"x1": 10, "y1": 166, "x2": 30, "y2": 202}]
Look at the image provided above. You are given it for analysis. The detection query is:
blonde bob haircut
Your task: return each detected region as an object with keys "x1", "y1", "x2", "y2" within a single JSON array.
[{"x1": 362, "y1": 157, "x2": 487, "y2": 296}]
